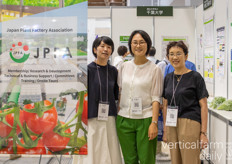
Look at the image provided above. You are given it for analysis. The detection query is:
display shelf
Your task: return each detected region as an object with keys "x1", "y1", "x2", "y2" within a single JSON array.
[
  {"x1": 210, "y1": 108, "x2": 232, "y2": 121},
  {"x1": 208, "y1": 108, "x2": 232, "y2": 164}
]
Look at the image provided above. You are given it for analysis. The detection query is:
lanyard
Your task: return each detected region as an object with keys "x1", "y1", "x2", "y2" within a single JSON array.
[
  {"x1": 170, "y1": 73, "x2": 183, "y2": 106},
  {"x1": 96, "y1": 63, "x2": 108, "y2": 102}
]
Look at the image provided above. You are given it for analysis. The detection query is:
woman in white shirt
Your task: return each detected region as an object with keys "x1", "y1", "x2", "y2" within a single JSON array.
[{"x1": 116, "y1": 30, "x2": 163, "y2": 164}]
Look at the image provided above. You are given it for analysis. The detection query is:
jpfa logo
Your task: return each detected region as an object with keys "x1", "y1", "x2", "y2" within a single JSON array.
[
  {"x1": 10, "y1": 42, "x2": 72, "y2": 63},
  {"x1": 10, "y1": 42, "x2": 30, "y2": 63}
]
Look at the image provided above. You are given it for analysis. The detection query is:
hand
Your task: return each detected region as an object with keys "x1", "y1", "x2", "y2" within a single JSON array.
[
  {"x1": 163, "y1": 130, "x2": 167, "y2": 143},
  {"x1": 148, "y1": 123, "x2": 158, "y2": 140},
  {"x1": 123, "y1": 51, "x2": 130, "y2": 58},
  {"x1": 200, "y1": 134, "x2": 208, "y2": 149}
]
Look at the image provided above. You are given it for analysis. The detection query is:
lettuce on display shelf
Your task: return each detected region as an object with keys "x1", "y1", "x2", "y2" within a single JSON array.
[
  {"x1": 217, "y1": 100, "x2": 232, "y2": 111},
  {"x1": 209, "y1": 96, "x2": 226, "y2": 109}
]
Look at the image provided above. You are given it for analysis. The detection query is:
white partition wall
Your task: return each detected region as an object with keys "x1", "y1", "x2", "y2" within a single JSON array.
[
  {"x1": 111, "y1": 7, "x2": 153, "y2": 61},
  {"x1": 88, "y1": 8, "x2": 111, "y2": 18},
  {"x1": 154, "y1": 7, "x2": 195, "y2": 62},
  {"x1": 88, "y1": 8, "x2": 111, "y2": 63},
  {"x1": 210, "y1": 114, "x2": 227, "y2": 164}
]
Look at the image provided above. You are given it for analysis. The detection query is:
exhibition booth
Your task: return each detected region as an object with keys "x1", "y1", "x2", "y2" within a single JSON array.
[{"x1": 1, "y1": 0, "x2": 232, "y2": 163}]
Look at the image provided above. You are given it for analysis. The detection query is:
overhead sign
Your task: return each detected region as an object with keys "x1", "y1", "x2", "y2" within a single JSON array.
[
  {"x1": 203, "y1": 0, "x2": 213, "y2": 10},
  {"x1": 137, "y1": 6, "x2": 173, "y2": 16}
]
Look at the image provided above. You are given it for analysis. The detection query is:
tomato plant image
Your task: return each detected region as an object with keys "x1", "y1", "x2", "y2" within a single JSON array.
[
  {"x1": 0, "y1": 106, "x2": 42, "y2": 154},
  {"x1": 42, "y1": 121, "x2": 71, "y2": 152},
  {"x1": 76, "y1": 93, "x2": 88, "y2": 125},
  {"x1": 0, "y1": 109, "x2": 24, "y2": 138},
  {"x1": 23, "y1": 100, "x2": 58, "y2": 134},
  {"x1": 0, "y1": 91, "x2": 88, "y2": 155},
  {"x1": 79, "y1": 144, "x2": 87, "y2": 155},
  {"x1": 17, "y1": 136, "x2": 46, "y2": 154}
]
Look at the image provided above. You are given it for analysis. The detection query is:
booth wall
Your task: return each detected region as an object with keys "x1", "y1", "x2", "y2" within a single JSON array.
[
  {"x1": 88, "y1": 7, "x2": 196, "y2": 64},
  {"x1": 154, "y1": 8, "x2": 195, "y2": 63},
  {"x1": 228, "y1": 0, "x2": 232, "y2": 99},
  {"x1": 88, "y1": 8, "x2": 111, "y2": 18},
  {"x1": 88, "y1": 8, "x2": 111, "y2": 63},
  {"x1": 214, "y1": 0, "x2": 228, "y2": 98},
  {"x1": 111, "y1": 8, "x2": 153, "y2": 61}
]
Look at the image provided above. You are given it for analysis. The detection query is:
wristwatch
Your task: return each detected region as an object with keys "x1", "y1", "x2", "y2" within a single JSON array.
[{"x1": 152, "y1": 121, "x2": 158, "y2": 124}]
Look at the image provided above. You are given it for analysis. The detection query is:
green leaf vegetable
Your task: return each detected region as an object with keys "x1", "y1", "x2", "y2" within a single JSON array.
[
  {"x1": 210, "y1": 97, "x2": 226, "y2": 109},
  {"x1": 217, "y1": 100, "x2": 232, "y2": 111}
]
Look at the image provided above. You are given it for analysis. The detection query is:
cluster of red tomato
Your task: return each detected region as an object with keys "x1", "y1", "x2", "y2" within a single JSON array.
[{"x1": 0, "y1": 93, "x2": 88, "y2": 155}]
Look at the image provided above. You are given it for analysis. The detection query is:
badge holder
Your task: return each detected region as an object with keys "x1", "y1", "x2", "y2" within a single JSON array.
[
  {"x1": 131, "y1": 97, "x2": 142, "y2": 115},
  {"x1": 98, "y1": 101, "x2": 109, "y2": 121},
  {"x1": 165, "y1": 106, "x2": 178, "y2": 127}
]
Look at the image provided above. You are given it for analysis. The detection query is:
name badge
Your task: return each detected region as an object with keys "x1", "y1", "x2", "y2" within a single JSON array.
[
  {"x1": 165, "y1": 106, "x2": 178, "y2": 127},
  {"x1": 131, "y1": 97, "x2": 142, "y2": 115},
  {"x1": 98, "y1": 102, "x2": 109, "y2": 121}
]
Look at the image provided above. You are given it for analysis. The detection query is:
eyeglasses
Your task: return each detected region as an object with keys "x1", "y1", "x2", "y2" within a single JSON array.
[
  {"x1": 131, "y1": 41, "x2": 147, "y2": 46},
  {"x1": 168, "y1": 52, "x2": 184, "y2": 57}
]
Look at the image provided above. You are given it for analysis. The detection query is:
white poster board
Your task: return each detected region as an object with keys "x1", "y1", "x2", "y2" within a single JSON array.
[
  {"x1": 204, "y1": 50, "x2": 214, "y2": 83},
  {"x1": 204, "y1": 17, "x2": 214, "y2": 47},
  {"x1": 216, "y1": 26, "x2": 226, "y2": 77},
  {"x1": 161, "y1": 36, "x2": 188, "y2": 59},
  {"x1": 196, "y1": 34, "x2": 204, "y2": 71}
]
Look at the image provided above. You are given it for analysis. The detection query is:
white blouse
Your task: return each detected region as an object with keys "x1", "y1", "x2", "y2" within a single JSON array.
[{"x1": 118, "y1": 59, "x2": 163, "y2": 119}]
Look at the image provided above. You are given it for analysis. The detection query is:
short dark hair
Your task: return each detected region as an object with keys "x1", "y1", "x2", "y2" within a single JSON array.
[
  {"x1": 117, "y1": 46, "x2": 128, "y2": 56},
  {"x1": 148, "y1": 46, "x2": 156, "y2": 56},
  {"x1": 92, "y1": 36, "x2": 114, "y2": 58},
  {"x1": 166, "y1": 41, "x2": 188, "y2": 57},
  {"x1": 128, "y1": 30, "x2": 152, "y2": 56}
]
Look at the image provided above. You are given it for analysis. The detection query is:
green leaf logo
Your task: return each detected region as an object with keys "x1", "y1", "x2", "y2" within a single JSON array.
[{"x1": 9, "y1": 42, "x2": 30, "y2": 63}]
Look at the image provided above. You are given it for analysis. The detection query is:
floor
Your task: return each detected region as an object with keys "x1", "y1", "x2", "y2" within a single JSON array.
[
  {"x1": 0, "y1": 155, "x2": 211, "y2": 164},
  {"x1": 0, "y1": 142, "x2": 172, "y2": 164},
  {"x1": 0, "y1": 155, "x2": 171, "y2": 164},
  {"x1": 0, "y1": 155, "x2": 73, "y2": 164}
]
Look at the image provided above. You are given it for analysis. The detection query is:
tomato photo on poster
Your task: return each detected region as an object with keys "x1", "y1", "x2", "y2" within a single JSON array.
[{"x1": 0, "y1": 89, "x2": 87, "y2": 155}]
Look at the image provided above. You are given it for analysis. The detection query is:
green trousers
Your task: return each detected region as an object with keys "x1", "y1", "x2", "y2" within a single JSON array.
[{"x1": 116, "y1": 116, "x2": 157, "y2": 164}]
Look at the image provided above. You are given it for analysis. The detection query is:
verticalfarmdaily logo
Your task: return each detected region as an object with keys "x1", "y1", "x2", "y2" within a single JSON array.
[{"x1": 10, "y1": 42, "x2": 30, "y2": 63}]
